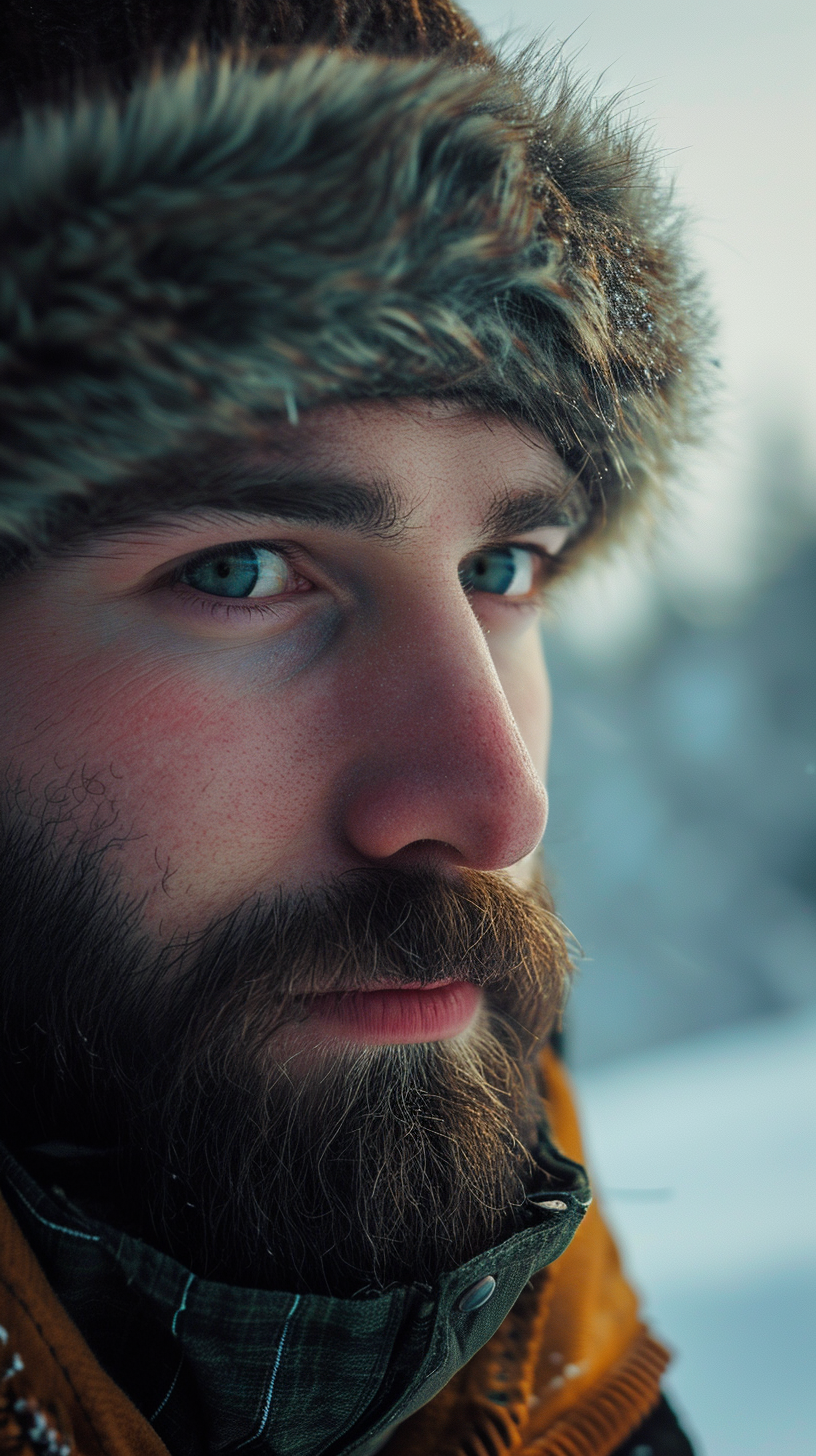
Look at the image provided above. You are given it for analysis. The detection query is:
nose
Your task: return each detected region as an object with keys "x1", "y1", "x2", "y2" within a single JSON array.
[{"x1": 338, "y1": 596, "x2": 549, "y2": 872}]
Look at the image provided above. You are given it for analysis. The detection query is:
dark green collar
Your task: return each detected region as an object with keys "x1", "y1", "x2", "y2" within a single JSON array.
[{"x1": 0, "y1": 1135, "x2": 589, "y2": 1456}]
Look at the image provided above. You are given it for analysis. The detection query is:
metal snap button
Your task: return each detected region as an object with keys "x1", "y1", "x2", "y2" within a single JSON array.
[{"x1": 457, "y1": 1275, "x2": 496, "y2": 1313}]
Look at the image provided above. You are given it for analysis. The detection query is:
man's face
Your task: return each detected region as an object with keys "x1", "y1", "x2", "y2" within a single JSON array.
[
  {"x1": 0, "y1": 401, "x2": 569, "y2": 942},
  {"x1": 0, "y1": 400, "x2": 577, "y2": 1292}
]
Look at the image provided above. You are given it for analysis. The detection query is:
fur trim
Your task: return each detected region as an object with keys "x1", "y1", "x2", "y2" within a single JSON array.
[{"x1": 0, "y1": 47, "x2": 710, "y2": 546}]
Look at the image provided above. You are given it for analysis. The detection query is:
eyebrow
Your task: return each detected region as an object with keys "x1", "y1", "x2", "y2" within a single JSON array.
[
  {"x1": 46, "y1": 456, "x2": 404, "y2": 548},
  {"x1": 482, "y1": 488, "x2": 586, "y2": 540},
  {"x1": 38, "y1": 445, "x2": 584, "y2": 556}
]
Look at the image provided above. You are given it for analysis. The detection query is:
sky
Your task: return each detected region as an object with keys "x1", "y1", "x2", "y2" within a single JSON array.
[{"x1": 463, "y1": 0, "x2": 816, "y2": 657}]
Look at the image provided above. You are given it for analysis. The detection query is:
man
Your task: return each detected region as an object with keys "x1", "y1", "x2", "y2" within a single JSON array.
[{"x1": 0, "y1": 2, "x2": 707, "y2": 1453}]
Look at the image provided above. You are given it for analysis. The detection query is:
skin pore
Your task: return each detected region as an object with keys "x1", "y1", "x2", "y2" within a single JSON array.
[
  {"x1": 0, "y1": 400, "x2": 581, "y2": 1292},
  {"x1": 0, "y1": 400, "x2": 574, "y2": 949}
]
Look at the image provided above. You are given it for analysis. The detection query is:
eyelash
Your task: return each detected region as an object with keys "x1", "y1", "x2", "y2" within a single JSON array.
[
  {"x1": 457, "y1": 544, "x2": 562, "y2": 615},
  {"x1": 166, "y1": 539, "x2": 310, "y2": 619},
  {"x1": 170, "y1": 591, "x2": 296, "y2": 622},
  {"x1": 165, "y1": 538, "x2": 560, "y2": 620},
  {"x1": 480, "y1": 544, "x2": 561, "y2": 603}
]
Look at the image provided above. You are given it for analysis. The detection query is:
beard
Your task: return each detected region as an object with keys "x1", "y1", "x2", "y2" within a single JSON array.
[{"x1": 0, "y1": 806, "x2": 571, "y2": 1297}]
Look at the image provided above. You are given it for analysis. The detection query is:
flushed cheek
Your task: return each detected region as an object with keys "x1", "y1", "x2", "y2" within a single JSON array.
[{"x1": 2, "y1": 643, "x2": 333, "y2": 925}]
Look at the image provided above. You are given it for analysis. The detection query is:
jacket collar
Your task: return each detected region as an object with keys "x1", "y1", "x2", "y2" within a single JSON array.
[{"x1": 0, "y1": 1131, "x2": 589, "y2": 1456}]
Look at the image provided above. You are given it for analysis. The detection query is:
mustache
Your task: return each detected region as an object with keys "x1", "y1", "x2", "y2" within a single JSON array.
[
  {"x1": 112, "y1": 867, "x2": 573, "y2": 1291},
  {"x1": 165, "y1": 867, "x2": 565, "y2": 985},
  {"x1": 0, "y1": 811, "x2": 574, "y2": 1292},
  {"x1": 123, "y1": 866, "x2": 571, "y2": 1061}
]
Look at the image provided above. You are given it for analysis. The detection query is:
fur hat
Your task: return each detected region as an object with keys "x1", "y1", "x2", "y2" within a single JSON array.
[{"x1": 0, "y1": 0, "x2": 710, "y2": 553}]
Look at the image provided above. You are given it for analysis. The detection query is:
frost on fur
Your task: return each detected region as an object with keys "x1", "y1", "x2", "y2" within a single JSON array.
[{"x1": 0, "y1": 47, "x2": 710, "y2": 547}]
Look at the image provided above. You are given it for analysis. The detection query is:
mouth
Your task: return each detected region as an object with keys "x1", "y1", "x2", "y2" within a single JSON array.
[{"x1": 303, "y1": 979, "x2": 483, "y2": 1045}]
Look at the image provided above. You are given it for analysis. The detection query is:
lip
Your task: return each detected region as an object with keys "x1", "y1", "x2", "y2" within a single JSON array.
[{"x1": 304, "y1": 980, "x2": 483, "y2": 1045}]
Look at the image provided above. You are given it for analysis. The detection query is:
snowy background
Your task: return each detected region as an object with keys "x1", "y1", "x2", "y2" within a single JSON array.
[{"x1": 461, "y1": 2, "x2": 816, "y2": 1451}]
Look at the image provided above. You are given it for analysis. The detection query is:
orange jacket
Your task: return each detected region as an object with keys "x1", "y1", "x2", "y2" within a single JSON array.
[{"x1": 0, "y1": 1051, "x2": 668, "y2": 1456}]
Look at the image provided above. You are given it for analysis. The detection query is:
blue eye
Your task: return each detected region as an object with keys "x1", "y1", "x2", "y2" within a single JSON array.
[
  {"x1": 180, "y1": 546, "x2": 291, "y2": 598},
  {"x1": 459, "y1": 546, "x2": 536, "y2": 598}
]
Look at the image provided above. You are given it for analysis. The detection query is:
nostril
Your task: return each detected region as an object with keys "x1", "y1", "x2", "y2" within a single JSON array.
[
  {"x1": 337, "y1": 636, "x2": 549, "y2": 871},
  {"x1": 376, "y1": 839, "x2": 466, "y2": 870}
]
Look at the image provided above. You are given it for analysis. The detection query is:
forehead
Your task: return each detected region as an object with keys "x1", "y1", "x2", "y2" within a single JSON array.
[
  {"x1": 266, "y1": 400, "x2": 581, "y2": 532},
  {"x1": 29, "y1": 398, "x2": 586, "y2": 560},
  {"x1": 290, "y1": 399, "x2": 566, "y2": 486}
]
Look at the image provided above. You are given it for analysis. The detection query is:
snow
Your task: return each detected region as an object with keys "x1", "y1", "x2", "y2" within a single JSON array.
[{"x1": 574, "y1": 1011, "x2": 816, "y2": 1455}]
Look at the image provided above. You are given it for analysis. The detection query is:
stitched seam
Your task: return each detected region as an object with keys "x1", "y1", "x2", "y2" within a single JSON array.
[
  {"x1": 234, "y1": 1293, "x2": 300, "y2": 1450},
  {"x1": 170, "y1": 1273, "x2": 195, "y2": 1338},
  {"x1": 150, "y1": 1357, "x2": 183, "y2": 1424},
  {"x1": 10, "y1": 1189, "x2": 100, "y2": 1245},
  {"x1": 149, "y1": 1273, "x2": 196, "y2": 1424},
  {"x1": 0, "y1": 1272, "x2": 112, "y2": 1456}
]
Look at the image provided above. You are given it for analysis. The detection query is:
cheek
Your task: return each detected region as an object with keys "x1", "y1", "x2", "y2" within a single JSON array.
[{"x1": 0, "y1": 635, "x2": 331, "y2": 917}]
